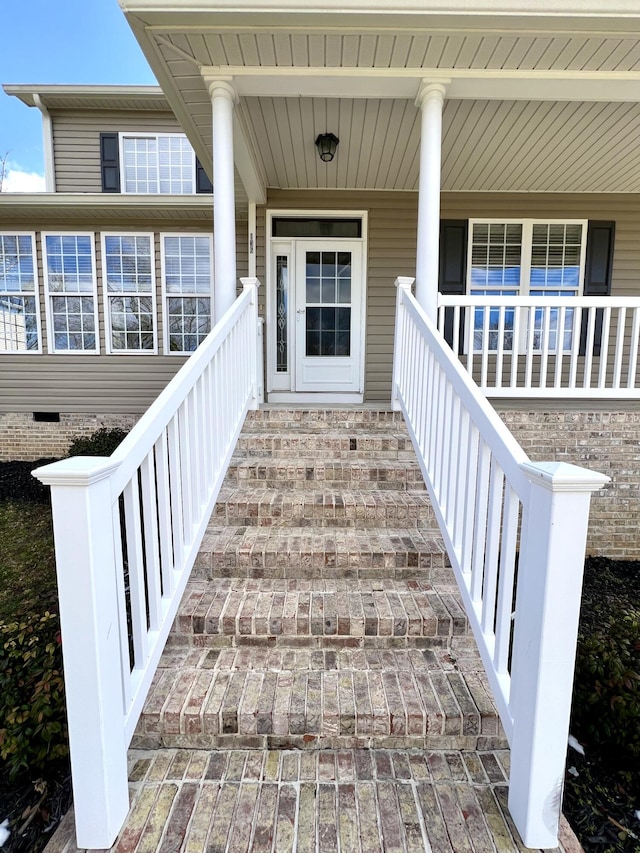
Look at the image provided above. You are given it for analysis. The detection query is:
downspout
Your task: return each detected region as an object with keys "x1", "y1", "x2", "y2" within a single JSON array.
[{"x1": 33, "y1": 94, "x2": 55, "y2": 192}]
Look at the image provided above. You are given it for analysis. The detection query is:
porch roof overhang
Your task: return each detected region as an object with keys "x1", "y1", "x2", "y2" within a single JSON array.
[
  {"x1": 0, "y1": 193, "x2": 214, "y2": 225},
  {"x1": 119, "y1": 0, "x2": 640, "y2": 199}
]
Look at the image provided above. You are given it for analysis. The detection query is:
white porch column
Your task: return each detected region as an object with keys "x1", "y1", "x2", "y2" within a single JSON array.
[
  {"x1": 207, "y1": 78, "x2": 238, "y2": 322},
  {"x1": 415, "y1": 81, "x2": 447, "y2": 321}
]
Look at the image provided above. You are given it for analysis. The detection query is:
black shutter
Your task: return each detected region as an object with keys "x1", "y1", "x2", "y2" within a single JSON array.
[
  {"x1": 439, "y1": 220, "x2": 468, "y2": 351},
  {"x1": 99, "y1": 133, "x2": 120, "y2": 193},
  {"x1": 195, "y1": 157, "x2": 213, "y2": 194},
  {"x1": 579, "y1": 221, "x2": 615, "y2": 356}
]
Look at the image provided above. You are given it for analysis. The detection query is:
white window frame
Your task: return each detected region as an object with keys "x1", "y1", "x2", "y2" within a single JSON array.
[
  {"x1": 160, "y1": 232, "x2": 214, "y2": 355},
  {"x1": 466, "y1": 218, "x2": 588, "y2": 353},
  {"x1": 100, "y1": 232, "x2": 158, "y2": 355},
  {"x1": 0, "y1": 231, "x2": 42, "y2": 354},
  {"x1": 119, "y1": 132, "x2": 197, "y2": 195},
  {"x1": 42, "y1": 232, "x2": 100, "y2": 355}
]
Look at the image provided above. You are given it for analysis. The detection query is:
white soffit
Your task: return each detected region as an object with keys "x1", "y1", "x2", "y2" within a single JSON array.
[{"x1": 120, "y1": 11, "x2": 640, "y2": 193}]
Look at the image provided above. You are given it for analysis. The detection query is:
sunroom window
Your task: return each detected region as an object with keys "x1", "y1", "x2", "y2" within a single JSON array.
[
  {"x1": 469, "y1": 220, "x2": 586, "y2": 352},
  {"x1": 0, "y1": 233, "x2": 41, "y2": 352},
  {"x1": 161, "y1": 235, "x2": 212, "y2": 354},
  {"x1": 102, "y1": 234, "x2": 156, "y2": 353},
  {"x1": 121, "y1": 134, "x2": 195, "y2": 194},
  {"x1": 43, "y1": 234, "x2": 99, "y2": 353}
]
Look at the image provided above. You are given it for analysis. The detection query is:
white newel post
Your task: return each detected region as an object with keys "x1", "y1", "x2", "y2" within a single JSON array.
[
  {"x1": 32, "y1": 456, "x2": 129, "y2": 849},
  {"x1": 208, "y1": 78, "x2": 238, "y2": 323},
  {"x1": 240, "y1": 276, "x2": 262, "y2": 408},
  {"x1": 508, "y1": 461, "x2": 609, "y2": 848},
  {"x1": 391, "y1": 277, "x2": 415, "y2": 410},
  {"x1": 415, "y1": 81, "x2": 447, "y2": 322}
]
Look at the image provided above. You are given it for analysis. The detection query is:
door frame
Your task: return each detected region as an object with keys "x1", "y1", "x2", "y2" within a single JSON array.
[{"x1": 265, "y1": 209, "x2": 368, "y2": 403}]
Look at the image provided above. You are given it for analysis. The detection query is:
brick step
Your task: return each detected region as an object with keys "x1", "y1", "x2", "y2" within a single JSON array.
[
  {"x1": 212, "y1": 489, "x2": 436, "y2": 528},
  {"x1": 224, "y1": 459, "x2": 426, "y2": 491},
  {"x1": 243, "y1": 409, "x2": 407, "y2": 432},
  {"x1": 98, "y1": 746, "x2": 577, "y2": 853},
  {"x1": 170, "y1": 578, "x2": 468, "y2": 649},
  {"x1": 133, "y1": 644, "x2": 505, "y2": 752},
  {"x1": 235, "y1": 432, "x2": 416, "y2": 460},
  {"x1": 195, "y1": 526, "x2": 449, "y2": 580}
]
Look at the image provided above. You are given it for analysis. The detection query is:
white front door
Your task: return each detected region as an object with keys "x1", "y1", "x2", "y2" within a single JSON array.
[{"x1": 294, "y1": 241, "x2": 363, "y2": 392}]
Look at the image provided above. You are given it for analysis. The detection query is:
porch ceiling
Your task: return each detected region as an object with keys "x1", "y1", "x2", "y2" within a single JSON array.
[{"x1": 120, "y1": 4, "x2": 640, "y2": 196}]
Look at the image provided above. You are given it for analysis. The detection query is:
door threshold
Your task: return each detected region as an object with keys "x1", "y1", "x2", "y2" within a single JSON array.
[{"x1": 266, "y1": 392, "x2": 364, "y2": 404}]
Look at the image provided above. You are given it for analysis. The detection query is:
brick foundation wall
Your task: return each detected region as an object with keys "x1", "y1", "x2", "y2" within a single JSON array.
[
  {"x1": 0, "y1": 413, "x2": 139, "y2": 462},
  {"x1": 498, "y1": 409, "x2": 640, "y2": 559}
]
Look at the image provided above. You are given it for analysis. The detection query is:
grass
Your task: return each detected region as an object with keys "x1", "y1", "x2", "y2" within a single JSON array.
[{"x1": 0, "y1": 502, "x2": 57, "y2": 624}]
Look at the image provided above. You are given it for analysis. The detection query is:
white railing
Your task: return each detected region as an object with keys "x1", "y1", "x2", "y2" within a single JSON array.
[
  {"x1": 438, "y1": 294, "x2": 640, "y2": 397},
  {"x1": 33, "y1": 278, "x2": 262, "y2": 849},
  {"x1": 393, "y1": 278, "x2": 608, "y2": 848}
]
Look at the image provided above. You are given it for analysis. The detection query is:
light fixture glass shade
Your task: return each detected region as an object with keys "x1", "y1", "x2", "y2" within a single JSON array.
[{"x1": 315, "y1": 133, "x2": 339, "y2": 162}]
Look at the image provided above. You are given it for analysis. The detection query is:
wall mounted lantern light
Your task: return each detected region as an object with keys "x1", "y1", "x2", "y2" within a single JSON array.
[{"x1": 315, "y1": 133, "x2": 339, "y2": 162}]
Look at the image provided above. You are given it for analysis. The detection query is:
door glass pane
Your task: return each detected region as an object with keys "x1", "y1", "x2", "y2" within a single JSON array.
[
  {"x1": 304, "y1": 250, "x2": 352, "y2": 357},
  {"x1": 276, "y1": 255, "x2": 288, "y2": 372}
]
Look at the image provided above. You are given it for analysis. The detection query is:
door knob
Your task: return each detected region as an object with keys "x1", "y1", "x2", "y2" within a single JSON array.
[{"x1": 296, "y1": 308, "x2": 305, "y2": 314}]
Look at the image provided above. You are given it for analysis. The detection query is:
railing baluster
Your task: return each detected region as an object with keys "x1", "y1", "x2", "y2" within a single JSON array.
[
  {"x1": 123, "y1": 475, "x2": 148, "y2": 669},
  {"x1": 154, "y1": 430, "x2": 175, "y2": 595},
  {"x1": 481, "y1": 460, "x2": 504, "y2": 636},
  {"x1": 460, "y1": 421, "x2": 479, "y2": 576},
  {"x1": 494, "y1": 485, "x2": 520, "y2": 676},
  {"x1": 613, "y1": 307, "x2": 626, "y2": 389},
  {"x1": 524, "y1": 306, "x2": 535, "y2": 389},
  {"x1": 598, "y1": 306, "x2": 612, "y2": 389},
  {"x1": 510, "y1": 304, "x2": 521, "y2": 389},
  {"x1": 540, "y1": 306, "x2": 550, "y2": 389},
  {"x1": 554, "y1": 306, "x2": 566, "y2": 389},
  {"x1": 481, "y1": 307, "x2": 490, "y2": 388},
  {"x1": 140, "y1": 452, "x2": 162, "y2": 631},
  {"x1": 470, "y1": 440, "x2": 491, "y2": 603},
  {"x1": 583, "y1": 307, "x2": 596, "y2": 389},
  {"x1": 452, "y1": 304, "x2": 461, "y2": 355},
  {"x1": 628, "y1": 307, "x2": 640, "y2": 388},
  {"x1": 496, "y1": 305, "x2": 505, "y2": 389},
  {"x1": 569, "y1": 305, "x2": 580, "y2": 390}
]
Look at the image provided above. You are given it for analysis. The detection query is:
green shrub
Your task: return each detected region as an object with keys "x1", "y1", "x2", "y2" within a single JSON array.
[
  {"x1": 0, "y1": 612, "x2": 68, "y2": 779},
  {"x1": 572, "y1": 605, "x2": 640, "y2": 768},
  {"x1": 67, "y1": 427, "x2": 127, "y2": 458}
]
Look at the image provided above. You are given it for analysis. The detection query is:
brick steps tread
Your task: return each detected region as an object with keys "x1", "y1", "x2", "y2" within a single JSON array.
[
  {"x1": 243, "y1": 409, "x2": 408, "y2": 431},
  {"x1": 48, "y1": 747, "x2": 580, "y2": 853},
  {"x1": 172, "y1": 578, "x2": 468, "y2": 647},
  {"x1": 225, "y1": 457, "x2": 426, "y2": 490},
  {"x1": 134, "y1": 645, "x2": 504, "y2": 751},
  {"x1": 213, "y1": 488, "x2": 437, "y2": 528},
  {"x1": 195, "y1": 526, "x2": 449, "y2": 579},
  {"x1": 235, "y1": 432, "x2": 416, "y2": 459}
]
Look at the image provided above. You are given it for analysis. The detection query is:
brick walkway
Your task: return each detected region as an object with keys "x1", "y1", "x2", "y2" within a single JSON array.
[
  {"x1": 44, "y1": 410, "x2": 584, "y2": 852},
  {"x1": 47, "y1": 748, "x2": 583, "y2": 853}
]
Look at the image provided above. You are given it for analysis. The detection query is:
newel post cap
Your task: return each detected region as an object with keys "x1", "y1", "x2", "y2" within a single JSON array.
[
  {"x1": 394, "y1": 276, "x2": 415, "y2": 291},
  {"x1": 520, "y1": 460, "x2": 610, "y2": 493},
  {"x1": 33, "y1": 456, "x2": 120, "y2": 488}
]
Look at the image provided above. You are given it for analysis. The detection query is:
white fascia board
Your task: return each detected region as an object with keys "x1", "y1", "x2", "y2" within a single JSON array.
[
  {"x1": 0, "y1": 193, "x2": 214, "y2": 210},
  {"x1": 201, "y1": 66, "x2": 640, "y2": 103},
  {"x1": 2, "y1": 84, "x2": 166, "y2": 109},
  {"x1": 118, "y1": 0, "x2": 640, "y2": 22}
]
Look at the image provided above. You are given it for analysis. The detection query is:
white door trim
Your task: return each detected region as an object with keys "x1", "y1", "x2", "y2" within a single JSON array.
[{"x1": 265, "y1": 209, "x2": 368, "y2": 402}]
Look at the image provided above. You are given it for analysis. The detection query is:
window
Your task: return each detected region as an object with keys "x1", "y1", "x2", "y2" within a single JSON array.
[
  {"x1": 102, "y1": 234, "x2": 156, "y2": 353},
  {"x1": 161, "y1": 234, "x2": 212, "y2": 353},
  {"x1": 121, "y1": 134, "x2": 195, "y2": 194},
  {"x1": 468, "y1": 220, "x2": 587, "y2": 351},
  {"x1": 0, "y1": 232, "x2": 41, "y2": 353},
  {"x1": 43, "y1": 234, "x2": 99, "y2": 353}
]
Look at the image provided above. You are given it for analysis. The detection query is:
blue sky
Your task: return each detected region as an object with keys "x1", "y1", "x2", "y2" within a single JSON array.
[{"x1": 0, "y1": 0, "x2": 156, "y2": 188}]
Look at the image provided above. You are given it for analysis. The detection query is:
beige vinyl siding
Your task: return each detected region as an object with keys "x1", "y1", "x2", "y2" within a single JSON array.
[
  {"x1": 0, "y1": 220, "x2": 247, "y2": 414},
  {"x1": 258, "y1": 190, "x2": 640, "y2": 402},
  {"x1": 51, "y1": 110, "x2": 184, "y2": 193}
]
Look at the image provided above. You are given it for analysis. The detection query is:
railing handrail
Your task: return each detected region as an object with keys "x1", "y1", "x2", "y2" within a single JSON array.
[
  {"x1": 33, "y1": 278, "x2": 263, "y2": 848},
  {"x1": 438, "y1": 293, "x2": 640, "y2": 307},
  {"x1": 110, "y1": 282, "x2": 256, "y2": 493},
  {"x1": 393, "y1": 277, "x2": 608, "y2": 848},
  {"x1": 404, "y1": 287, "x2": 530, "y2": 489}
]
